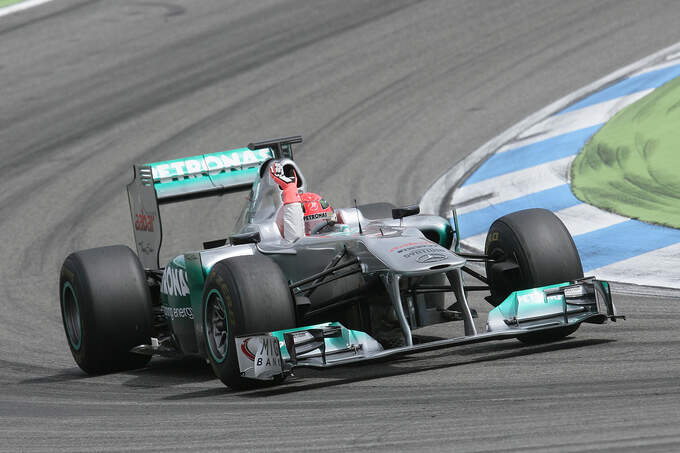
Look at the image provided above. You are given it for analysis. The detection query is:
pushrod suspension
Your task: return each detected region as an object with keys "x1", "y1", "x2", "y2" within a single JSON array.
[
  {"x1": 289, "y1": 257, "x2": 360, "y2": 290},
  {"x1": 293, "y1": 268, "x2": 363, "y2": 295},
  {"x1": 461, "y1": 265, "x2": 488, "y2": 284}
]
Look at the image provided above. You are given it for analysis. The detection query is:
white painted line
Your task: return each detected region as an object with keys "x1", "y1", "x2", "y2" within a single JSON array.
[
  {"x1": 554, "y1": 204, "x2": 628, "y2": 237},
  {"x1": 589, "y1": 242, "x2": 680, "y2": 289},
  {"x1": 0, "y1": 0, "x2": 54, "y2": 18},
  {"x1": 514, "y1": 90, "x2": 650, "y2": 145},
  {"x1": 631, "y1": 59, "x2": 680, "y2": 77},
  {"x1": 420, "y1": 40, "x2": 680, "y2": 216},
  {"x1": 453, "y1": 156, "x2": 573, "y2": 215},
  {"x1": 497, "y1": 90, "x2": 650, "y2": 153}
]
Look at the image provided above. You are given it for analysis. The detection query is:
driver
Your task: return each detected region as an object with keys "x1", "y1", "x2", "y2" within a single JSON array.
[{"x1": 270, "y1": 162, "x2": 335, "y2": 241}]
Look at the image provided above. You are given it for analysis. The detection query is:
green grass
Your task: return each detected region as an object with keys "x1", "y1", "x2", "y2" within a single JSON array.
[
  {"x1": 571, "y1": 76, "x2": 680, "y2": 229},
  {"x1": 0, "y1": 0, "x2": 26, "y2": 8}
]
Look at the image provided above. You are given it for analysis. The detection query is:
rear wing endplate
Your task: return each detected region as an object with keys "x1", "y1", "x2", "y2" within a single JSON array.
[{"x1": 126, "y1": 136, "x2": 302, "y2": 269}]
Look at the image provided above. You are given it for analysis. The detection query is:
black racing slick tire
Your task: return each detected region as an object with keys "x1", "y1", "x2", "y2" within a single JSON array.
[
  {"x1": 484, "y1": 208, "x2": 584, "y2": 344},
  {"x1": 202, "y1": 254, "x2": 296, "y2": 389},
  {"x1": 59, "y1": 245, "x2": 152, "y2": 374}
]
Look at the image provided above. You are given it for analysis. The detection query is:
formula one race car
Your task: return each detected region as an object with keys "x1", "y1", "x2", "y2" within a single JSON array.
[{"x1": 59, "y1": 136, "x2": 623, "y2": 388}]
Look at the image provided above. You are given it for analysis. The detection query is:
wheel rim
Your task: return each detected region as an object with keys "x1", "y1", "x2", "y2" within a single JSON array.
[
  {"x1": 61, "y1": 282, "x2": 82, "y2": 350},
  {"x1": 204, "y1": 289, "x2": 229, "y2": 363}
]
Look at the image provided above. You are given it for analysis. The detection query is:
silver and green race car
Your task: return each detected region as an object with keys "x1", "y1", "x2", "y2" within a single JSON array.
[{"x1": 59, "y1": 136, "x2": 623, "y2": 388}]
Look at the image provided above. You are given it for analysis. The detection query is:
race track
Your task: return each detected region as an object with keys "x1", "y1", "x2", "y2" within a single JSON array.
[{"x1": 2, "y1": 0, "x2": 680, "y2": 451}]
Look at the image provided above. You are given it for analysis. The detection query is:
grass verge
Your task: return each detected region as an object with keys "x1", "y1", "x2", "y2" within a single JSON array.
[
  {"x1": 571, "y1": 76, "x2": 680, "y2": 229},
  {"x1": 0, "y1": 0, "x2": 26, "y2": 8}
]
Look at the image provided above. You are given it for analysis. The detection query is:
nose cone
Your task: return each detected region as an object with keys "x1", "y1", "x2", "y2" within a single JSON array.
[{"x1": 361, "y1": 236, "x2": 465, "y2": 275}]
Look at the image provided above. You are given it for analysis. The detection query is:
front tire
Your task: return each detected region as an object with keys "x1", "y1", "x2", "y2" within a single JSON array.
[
  {"x1": 484, "y1": 208, "x2": 583, "y2": 344},
  {"x1": 59, "y1": 245, "x2": 152, "y2": 374},
  {"x1": 202, "y1": 254, "x2": 296, "y2": 389}
]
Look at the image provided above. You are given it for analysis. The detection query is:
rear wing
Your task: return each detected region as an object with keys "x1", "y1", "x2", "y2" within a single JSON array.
[{"x1": 127, "y1": 136, "x2": 302, "y2": 269}]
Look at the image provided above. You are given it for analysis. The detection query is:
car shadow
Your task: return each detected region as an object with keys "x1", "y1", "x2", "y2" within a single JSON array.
[
  {"x1": 17, "y1": 357, "x2": 215, "y2": 388},
  {"x1": 18, "y1": 367, "x2": 91, "y2": 385},
  {"x1": 121, "y1": 357, "x2": 216, "y2": 388},
  {"x1": 162, "y1": 337, "x2": 614, "y2": 401}
]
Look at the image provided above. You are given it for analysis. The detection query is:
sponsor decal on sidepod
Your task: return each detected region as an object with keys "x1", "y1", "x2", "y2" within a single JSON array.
[
  {"x1": 161, "y1": 267, "x2": 190, "y2": 297},
  {"x1": 162, "y1": 306, "x2": 194, "y2": 320}
]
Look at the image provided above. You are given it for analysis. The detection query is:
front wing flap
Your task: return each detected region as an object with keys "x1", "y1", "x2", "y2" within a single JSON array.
[
  {"x1": 235, "y1": 322, "x2": 384, "y2": 379},
  {"x1": 236, "y1": 278, "x2": 622, "y2": 380},
  {"x1": 487, "y1": 277, "x2": 623, "y2": 333}
]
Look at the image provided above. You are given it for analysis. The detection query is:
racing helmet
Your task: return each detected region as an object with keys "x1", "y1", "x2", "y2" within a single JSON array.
[{"x1": 301, "y1": 192, "x2": 334, "y2": 234}]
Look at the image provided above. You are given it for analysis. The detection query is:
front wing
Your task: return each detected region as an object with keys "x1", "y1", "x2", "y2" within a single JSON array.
[{"x1": 236, "y1": 278, "x2": 623, "y2": 380}]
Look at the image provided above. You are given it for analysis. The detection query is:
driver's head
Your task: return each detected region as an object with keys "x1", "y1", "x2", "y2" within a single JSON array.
[{"x1": 301, "y1": 192, "x2": 334, "y2": 234}]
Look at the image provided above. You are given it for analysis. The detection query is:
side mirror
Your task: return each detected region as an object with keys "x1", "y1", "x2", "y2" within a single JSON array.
[
  {"x1": 229, "y1": 231, "x2": 261, "y2": 245},
  {"x1": 203, "y1": 238, "x2": 228, "y2": 249},
  {"x1": 392, "y1": 204, "x2": 420, "y2": 220}
]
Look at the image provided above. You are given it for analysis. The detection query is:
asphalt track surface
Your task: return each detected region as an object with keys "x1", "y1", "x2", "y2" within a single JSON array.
[{"x1": 2, "y1": 1, "x2": 680, "y2": 451}]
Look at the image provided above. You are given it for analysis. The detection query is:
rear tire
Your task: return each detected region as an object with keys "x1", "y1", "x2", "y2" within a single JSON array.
[
  {"x1": 59, "y1": 245, "x2": 152, "y2": 374},
  {"x1": 484, "y1": 208, "x2": 583, "y2": 344},
  {"x1": 202, "y1": 254, "x2": 296, "y2": 389}
]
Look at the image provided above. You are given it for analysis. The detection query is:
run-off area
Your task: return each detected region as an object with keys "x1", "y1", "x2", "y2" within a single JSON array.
[{"x1": 451, "y1": 58, "x2": 680, "y2": 289}]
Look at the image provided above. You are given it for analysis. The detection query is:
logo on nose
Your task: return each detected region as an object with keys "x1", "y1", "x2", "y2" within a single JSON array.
[{"x1": 416, "y1": 253, "x2": 447, "y2": 263}]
